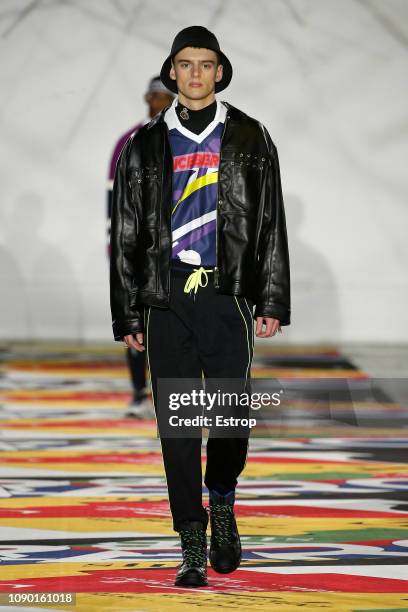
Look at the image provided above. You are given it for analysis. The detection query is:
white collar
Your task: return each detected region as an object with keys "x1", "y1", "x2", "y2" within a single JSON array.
[{"x1": 164, "y1": 96, "x2": 227, "y2": 144}]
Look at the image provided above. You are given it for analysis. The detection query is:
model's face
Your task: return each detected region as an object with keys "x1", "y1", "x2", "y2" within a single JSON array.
[{"x1": 169, "y1": 47, "x2": 223, "y2": 100}]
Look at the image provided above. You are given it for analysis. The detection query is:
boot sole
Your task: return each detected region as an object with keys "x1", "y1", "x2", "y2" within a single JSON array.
[
  {"x1": 175, "y1": 569, "x2": 208, "y2": 587},
  {"x1": 209, "y1": 550, "x2": 242, "y2": 574},
  {"x1": 209, "y1": 560, "x2": 241, "y2": 574}
]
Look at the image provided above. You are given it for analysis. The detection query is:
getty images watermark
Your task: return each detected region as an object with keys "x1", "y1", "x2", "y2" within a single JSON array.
[
  {"x1": 156, "y1": 378, "x2": 284, "y2": 438},
  {"x1": 155, "y1": 376, "x2": 408, "y2": 438},
  {"x1": 168, "y1": 387, "x2": 282, "y2": 427}
]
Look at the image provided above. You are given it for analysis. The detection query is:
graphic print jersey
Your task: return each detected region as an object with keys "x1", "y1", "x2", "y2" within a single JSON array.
[{"x1": 164, "y1": 98, "x2": 227, "y2": 267}]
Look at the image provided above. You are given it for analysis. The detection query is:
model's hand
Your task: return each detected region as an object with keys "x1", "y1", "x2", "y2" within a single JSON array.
[
  {"x1": 123, "y1": 333, "x2": 145, "y2": 351},
  {"x1": 255, "y1": 317, "x2": 282, "y2": 338}
]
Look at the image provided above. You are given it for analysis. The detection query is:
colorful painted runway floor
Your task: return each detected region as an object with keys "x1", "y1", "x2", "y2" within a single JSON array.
[{"x1": 0, "y1": 343, "x2": 407, "y2": 611}]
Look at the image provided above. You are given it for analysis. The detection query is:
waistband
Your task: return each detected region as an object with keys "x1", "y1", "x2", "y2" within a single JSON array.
[
  {"x1": 170, "y1": 260, "x2": 215, "y2": 275},
  {"x1": 170, "y1": 260, "x2": 215, "y2": 296}
]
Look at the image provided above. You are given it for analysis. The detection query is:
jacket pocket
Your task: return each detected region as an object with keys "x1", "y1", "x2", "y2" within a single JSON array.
[
  {"x1": 141, "y1": 166, "x2": 161, "y2": 225},
  {"x1": 224, "y1": 154, "x2": 267, "y2": 214}
]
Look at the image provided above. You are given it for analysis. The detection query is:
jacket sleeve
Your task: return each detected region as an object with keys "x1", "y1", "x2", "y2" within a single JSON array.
[
  {"x1": 254, "y1": 124, "x2": 291, "y2": 325},
  {"x1": 109, "y1": 132, "x2": 145, "y2": 341}
]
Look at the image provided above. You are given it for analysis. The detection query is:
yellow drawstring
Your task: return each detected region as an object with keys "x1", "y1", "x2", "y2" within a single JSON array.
[{"x1": 183, "y1": 266, "x2": 214, "y2": 296}]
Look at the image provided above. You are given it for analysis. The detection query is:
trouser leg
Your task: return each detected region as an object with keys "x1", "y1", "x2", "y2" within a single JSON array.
[
  {"x1": 145, "y1": 273, "x2": 208, "y2": 532},
  {"x1": 193, "y1": 282, "x2": 255, "y2": 494}
]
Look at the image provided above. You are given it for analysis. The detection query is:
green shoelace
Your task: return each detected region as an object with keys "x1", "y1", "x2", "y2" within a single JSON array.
[
  {"x1": 211, "y1": 503, "x2": 235, "y2": 546},
  {"x1": 179, "y1": 527, "x2": 207, "y2": 567}
]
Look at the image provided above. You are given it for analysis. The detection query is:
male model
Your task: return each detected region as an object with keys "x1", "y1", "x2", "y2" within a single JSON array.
[
  {"x1": 107, "y1": 76, "x2": 174, "y2": 418},
  {"x1": 110, "y1": 26, "x2": 291, "y2": 587}
]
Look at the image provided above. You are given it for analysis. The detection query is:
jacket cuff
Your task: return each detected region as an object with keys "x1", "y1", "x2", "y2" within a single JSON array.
[
  {"x1": 112, "y1": 315, "x2": 144, "y2": 342},
  {"x1": 254, "y1": 302, "x2": 291, "y2": 326}
]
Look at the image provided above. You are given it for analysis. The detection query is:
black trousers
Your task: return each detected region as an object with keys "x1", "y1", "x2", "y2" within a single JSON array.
[{"x1": 145, "y1": 263, "x2": 254, "y2": 532}]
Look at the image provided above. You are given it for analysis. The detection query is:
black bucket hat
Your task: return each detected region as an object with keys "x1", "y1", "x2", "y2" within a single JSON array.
[{"x1": 160, "y1": 25, "x2": 233, "y2": 94}]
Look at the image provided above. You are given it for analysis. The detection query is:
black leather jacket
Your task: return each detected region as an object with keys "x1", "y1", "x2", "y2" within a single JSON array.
[{"x1": 110, "y1": 101, "x2": 291, "y2": 341}]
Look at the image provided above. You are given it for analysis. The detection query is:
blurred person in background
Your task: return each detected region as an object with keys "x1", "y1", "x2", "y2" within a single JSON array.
[{"x1": 107, "y1": 76, "x2": 174, "y2": 418}]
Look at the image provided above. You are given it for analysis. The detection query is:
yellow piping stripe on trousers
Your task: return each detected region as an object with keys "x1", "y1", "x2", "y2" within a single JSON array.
[
  {"x1": 233, "y1": 296, "x2": 252, "y2": 386},
  {"x1": 171, "y1": 172, "x2": 219, "y2": 215},
  {"x1": 234, "y1": 296, "x2": 255, "y2": 474},
  {"x1": 243, "y1": 297, "x2": 255, "y2": 351},
  {"x1": 145, "y1": 306, "x2": 159, "y2": 440},
  {"x1": 146, "y1": 305, "x2": 173, "y2": 508}
]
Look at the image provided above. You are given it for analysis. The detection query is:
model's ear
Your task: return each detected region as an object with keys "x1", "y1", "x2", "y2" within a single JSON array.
[
  {"x1": 169, "y1": 60, "x2": 176, "y2": 81},
  {"x1": 215, "y1": 63, "x2": 223, "y2": 83}
]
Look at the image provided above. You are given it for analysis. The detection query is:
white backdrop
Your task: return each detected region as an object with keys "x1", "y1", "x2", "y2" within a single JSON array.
[{"x1": 1, "y1": 0, "x2": 407, "y2": 343}]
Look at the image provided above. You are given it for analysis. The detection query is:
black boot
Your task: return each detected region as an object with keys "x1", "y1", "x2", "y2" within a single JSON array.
[
  {"x1": 208, "y1": 489, "x2": 242, "y2": 573},
  {"x1": 174, "y1": 520, "x2": 208, "y2": 587}
]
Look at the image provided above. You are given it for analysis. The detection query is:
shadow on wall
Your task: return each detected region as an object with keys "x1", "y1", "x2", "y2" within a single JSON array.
[
  {"x1": 283, "y1": 193, "x2": 340, "y2": 343},
  {"x1": 0, "y1": 192, "x2": 82, "y2": 340},
  {"x1": 81, "y1": 244, "x2": 112, "y2": 341}
]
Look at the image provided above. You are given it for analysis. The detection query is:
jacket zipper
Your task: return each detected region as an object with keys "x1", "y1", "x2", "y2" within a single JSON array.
[{"x1": 214, "y1": 104, "x2": 230, "y2": 290}]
